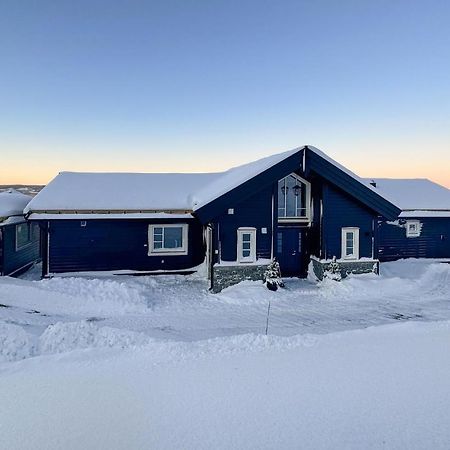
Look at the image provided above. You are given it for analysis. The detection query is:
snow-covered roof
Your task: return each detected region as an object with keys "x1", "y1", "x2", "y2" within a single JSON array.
[
  {"x1": 365, "y1": 178, "x2": 450, "y2": 214},
  {"x1": 25, "y1": 148, "x2": 302, "y2": 215},
  {"x1": 0, "y1": 189, "x2": 32, "y2": 220},
  {"x1": 309, "y1": 146, "x2": 379, "y2": 192},
  {"x1": 192, "y1": 147, "x2": 301, "y2": 209},
  {"x1": 25, "y1": 172, "x2": 221, "y2": 213},
  {"x1": 25, "y1": 146, "x2": 399, "y2": 218}
]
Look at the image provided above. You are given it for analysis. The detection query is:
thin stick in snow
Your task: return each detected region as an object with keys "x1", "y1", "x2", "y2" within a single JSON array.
[{"x1": 265, "y1": 301, "x2": 271, "y2": 335}]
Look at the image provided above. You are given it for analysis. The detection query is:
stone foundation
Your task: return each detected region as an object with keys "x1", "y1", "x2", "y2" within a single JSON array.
[
  {"x1": 310, "y1": 256, "x2": 379, "y2": 281},
  {"x1": 212, "y1": 264, "x2": 269, "y2": 293}
]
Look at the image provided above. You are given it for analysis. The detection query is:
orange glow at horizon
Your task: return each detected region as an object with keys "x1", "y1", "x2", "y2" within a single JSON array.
[{"x1": 2, "y1": 151, "x2": 449, "y2": 189}]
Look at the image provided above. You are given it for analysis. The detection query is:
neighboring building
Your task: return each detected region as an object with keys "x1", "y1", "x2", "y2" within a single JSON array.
[
  {"x1": 0, "y1": 189, "x2": 40, "y2": 276},
  {"x1": 366, "y1": 179, "x2": 450, "y2": 261},
  {"x1": 25, "y1": 146, "x2": 400, "y2": 290}
]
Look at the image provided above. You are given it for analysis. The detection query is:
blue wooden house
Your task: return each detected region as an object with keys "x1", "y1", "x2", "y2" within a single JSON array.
[
  {"x1": 25, "y1": 146, "x2": 401, "y2": 290},
  {"x1": 0, "y1": 189, "x2": 41, "y2": 276},
  {"x1": 366, "y1": 179, "x2": 450, "y2": 261}
]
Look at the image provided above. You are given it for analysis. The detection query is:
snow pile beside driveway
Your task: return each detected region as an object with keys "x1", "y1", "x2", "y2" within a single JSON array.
[
  {"x1": 318, "y1": 258, "x2": 450, "y2": 300},
  {"x1": 0, "y1": 319, "x2": 319, "y2": 363},
  {"x1": 39, "y1": 321, "x2": 153, "y2": 355},
  {"x1": 36, "y1": 277, "x2": 152, "y2": 314},
  {"x1": 0, "y1": 275, "x2": 151, "y2": 317},
  {"x1": 0, "y1": 323, "x2": 34, "y2": 362},
  {"x1": 0, "y1": 321, "x2": 155, "y2": 362}
]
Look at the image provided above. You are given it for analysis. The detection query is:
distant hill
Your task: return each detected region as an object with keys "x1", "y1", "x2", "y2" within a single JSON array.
[{"x1": 0, "y1": 185, "x2": 44, "y2": 197}]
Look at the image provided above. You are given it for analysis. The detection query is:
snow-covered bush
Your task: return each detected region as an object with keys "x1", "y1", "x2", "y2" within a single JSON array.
[
  {"x1": 323, "y1": 257, "x2": 342, "y2": 281},
  {"x1": 264, "y1": 259, "x2": 284, "y2": 291}
]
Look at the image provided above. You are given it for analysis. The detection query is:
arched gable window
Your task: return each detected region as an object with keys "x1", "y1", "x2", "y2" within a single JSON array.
[{"x1": 277, "y1": 174, "x2": 311, "y2": 220}]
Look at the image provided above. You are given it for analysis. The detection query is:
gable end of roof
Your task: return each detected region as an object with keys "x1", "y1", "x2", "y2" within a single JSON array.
[{"x1": 305, "y1": 147, "x2": 401, "y2": 220}]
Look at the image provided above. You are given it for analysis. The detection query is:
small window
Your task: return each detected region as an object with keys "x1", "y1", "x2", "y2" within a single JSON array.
[
  {"x1": 148, "y1": 224, "x2": 188, "y2": 255},
  {"x1": 16, "y1": 223, "x2": 32, "y2": 250},
  {"x1": 341, "y1": 227, "x2": 360, "y2": 260},
  {"x1": 406, "y1": 221, "x2": 420, "y2": 238},
  {"x1": 237, "y1": 228, "x2": 256, "y2": 263}
]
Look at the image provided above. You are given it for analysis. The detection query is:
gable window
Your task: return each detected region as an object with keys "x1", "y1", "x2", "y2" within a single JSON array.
[
  {"x1": 341, "y1": 227, "x2": 360, "y2": 260},
  {"x1": 237, "y1": 228, "x2": 256, "y2": 263},
  {"x1": 278, "y1": 174, "x2": 311, "y2": 221},
  {"x1": 148, "y1": 224, "x2": 188, "y2": 255},
  {"x1": 15, "y1": 223, "x2": 33, "y2": 250},
  {"x1": 406, "y1": 221, "x2": 420, "y2": 238}
]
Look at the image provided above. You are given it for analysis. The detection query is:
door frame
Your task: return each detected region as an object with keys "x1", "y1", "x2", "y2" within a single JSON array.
[{"x1": 275, "y1": 225, "x2": 308, "y2": 277}]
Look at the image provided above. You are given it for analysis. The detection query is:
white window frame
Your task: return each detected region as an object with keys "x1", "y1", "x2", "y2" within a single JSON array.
[
  {"x1": 341, "y1": 227, "x2": 360, "y2": 260},
  {"x1": 148, "y1": 224, "x2": 188, "y2": 256},
  {"x1": 406, "y1": 220, "x2": 420, "y2": 238},
  {"x1": 278, "y1": 173, "x2": 311, "y2": 222},
  {"x1": 237, "y1": 227, "x2": 257, "y2": 263}
]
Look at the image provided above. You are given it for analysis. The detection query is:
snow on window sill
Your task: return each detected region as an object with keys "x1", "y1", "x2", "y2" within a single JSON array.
[{"x1": 214, "y1": 258, "x2": 272, "y2": 267}]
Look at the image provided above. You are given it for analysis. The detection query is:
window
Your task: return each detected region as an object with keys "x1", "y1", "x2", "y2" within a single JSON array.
[
  {"x1": 341, "y1": 227, "x2": 360, "y2": 260},
  {"x1": 277, "y1": 232, "x2": 283, "y2": 253},
  {"x1": 15, "y1": 223, "x2": 33, "y2": 250},
  {"x1": 148, "y1": 224, "x2": 188, "y2": 255},
  {"x1": 278, "y1": 173, "x2": 311, "y2": 221},
  {"x1": 237, "y1": 228, "x2": 256, "y2": 263},
  {"x1": 406, "y1": 221, "x2": 420, "y2": 238}
]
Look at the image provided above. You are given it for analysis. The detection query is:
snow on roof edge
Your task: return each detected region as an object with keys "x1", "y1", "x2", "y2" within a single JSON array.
[
  {"x1": 28, "y1": 212, "x2": 194, "y2": 220},
  {"x1": 191, "y1": 146, "x2": 304, "y2": 211},
  {"x1": 0, "y1": 188, "x2": 32, "y2": 218},
  {"x1": 306, "y1": 146, "x2": 402, "y2": 213},
  {"x1": 363, "y1": 178, "x2": 450, "y2": 211}
]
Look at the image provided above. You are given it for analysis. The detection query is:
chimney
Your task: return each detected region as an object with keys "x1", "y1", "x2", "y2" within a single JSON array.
[{"x1": 369, "y1": 180, "x2": 377, "y2": 188}]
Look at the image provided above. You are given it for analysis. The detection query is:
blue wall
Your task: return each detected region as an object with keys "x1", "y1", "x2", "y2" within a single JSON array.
[
  {"x1": 214, "y1": 175, "x2": 378, "y2": 265},
  {"x1": 43, "y1": 218, "x2": 205, "y2": 274},
  {"x1": 1, "y1": 222, "x2": 40, "y2": 276},
  {"x1": 214, "y1": 186, "x2": 273, "y2": 262},
  {"x1": 322, "y1": 183, "x2": 375, "y2": 259},
  {"x1": 378, "y1": 217, "x2": 450, "y2": 261}
]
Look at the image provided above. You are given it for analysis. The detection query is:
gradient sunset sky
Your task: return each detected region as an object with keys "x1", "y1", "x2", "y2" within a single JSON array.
[{"x1": 1, "y1": 0, "x2": 449, "y2": 187}]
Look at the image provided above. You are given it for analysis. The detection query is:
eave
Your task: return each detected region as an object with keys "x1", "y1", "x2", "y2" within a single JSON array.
[{"x1": 305, "y1": 148, "x2": 401, "y2": 220}]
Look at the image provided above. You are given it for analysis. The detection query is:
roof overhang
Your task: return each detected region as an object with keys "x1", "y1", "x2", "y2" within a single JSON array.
[
  {"x1": 194, "y1": 148, "x2": 305, "y2": 223},
  {"x1": 0, "y1": 215, "x2": 26, "y2": 226},
  {"x1": 305, "y1": 148, "x2": 401, "y2": 220},
  {"x1": 27, "y1": 210, "x2": 194, "y2": 220},
  {"x1": 399, "y1": 210, "x2": 450, "y2": 218}
]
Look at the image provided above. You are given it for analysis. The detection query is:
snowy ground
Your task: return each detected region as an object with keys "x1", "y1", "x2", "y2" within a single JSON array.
[
  {"x1": 1, "y1": 259, "x2": 450, "y2": 359},
  {"x1": 1, "y1": 259, "x2": 450, "y2": 449}
]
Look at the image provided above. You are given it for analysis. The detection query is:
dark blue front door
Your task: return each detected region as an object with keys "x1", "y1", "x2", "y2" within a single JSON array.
[{"x1": 276, "y1": 227, "x2": 303, "y2": 277}]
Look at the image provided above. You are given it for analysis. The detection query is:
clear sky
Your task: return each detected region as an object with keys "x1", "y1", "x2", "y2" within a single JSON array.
[{"x1": 1, "y1": 0, "x2": 449, "y2": 187}]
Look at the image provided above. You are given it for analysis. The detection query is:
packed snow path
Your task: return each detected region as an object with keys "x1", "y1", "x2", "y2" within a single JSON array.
[{"x1": 0, "y1": 259, "x2": 449, "y2": 362}]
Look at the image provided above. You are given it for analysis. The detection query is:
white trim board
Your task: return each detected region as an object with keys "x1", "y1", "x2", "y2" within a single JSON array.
[
  {"x1": 341, "y1": 227, "x2": 360, "y2": 260},
  {"x1": 148, "y1": 224, "x2": 189, "y2": 256}
]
